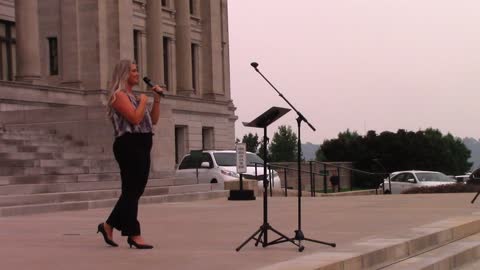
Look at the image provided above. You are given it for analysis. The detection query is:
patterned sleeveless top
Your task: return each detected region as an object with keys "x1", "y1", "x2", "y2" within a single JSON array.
[{"x1": 110, "y1": 92, "x2": 153, "y2": 138}]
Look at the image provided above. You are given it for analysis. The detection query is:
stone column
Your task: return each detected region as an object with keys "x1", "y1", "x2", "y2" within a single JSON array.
[
  {"x1": 118, "y1": 0, "x2": 133, "y2": 60},
  {"x1": 139, "y1": 31, "x2": 148, "y2": 90},
  {"x1": 60, "y1": 0, "x2": 82, "y2": 88},
  {"x1": 169, "y1": 38, "x2": 177, "y2": 94},
  {"x1": 146, "y1": 0, "x2": 164, "y2": 86},
  {"x1": 175, "y1": 0, "x2": 194, "y2": 96},
  {"x1": 201, "y1": 0, "x2": 224, "y2": 99},
  {"x1": 221, "y1": 0, "x2": 231, "y2": 99},
  {"x1": 15, "y1": 0, "x2": 41, "y2": 83}
]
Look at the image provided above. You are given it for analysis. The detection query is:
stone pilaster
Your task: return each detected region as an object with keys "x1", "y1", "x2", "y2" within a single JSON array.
[
  {"x1": 146, "y1": 0, "x2": 164, "y2": 86},
  {"x1": 60, "y1": 0, "x2": 82, "y2": 88},
  {"x1": 221, "y1": 0, "x2": 231, "y2": 100},
  {"x1": 175, "y1": 0, "x2": 194, "y2": 96},
  {"x1": 169, "y1": 37, "x2": 177, "y2": 93},
  {"x1": 118, "y1": 0, "x2": 133, "y2": 60},
  {"x1": 201, "y1": 0, "x2": 224, "y2": 99},
  {"x1": 14, "y1": 0, "x2": 41, "y2": 83}
]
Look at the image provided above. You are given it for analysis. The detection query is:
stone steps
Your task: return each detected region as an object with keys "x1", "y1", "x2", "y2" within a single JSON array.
[
  {"x1": 0, "y1": 152, "x2": 101, "y2": 160},
  {"x1": 0, "y1": 173, "x2": 191, "y2": 187},
  {"x1": 0, "y1": 173, "x2": 115, "y2": 185},
  {"x1": 382, "y1": 232, "x2": 480, "y2": 270},
  {"x1": 0, "y1": 139, "x2": 83, "y2": 147},
  {"x1": 0, "y1": 177, "x2": 179, "y2": 195},
  {"x1": 0, "y1": 159, "x2": 89, "y2": 168},
  {"x1": 0, "y1": 163, "x2": 119, "y2": 176},
  {"x1": 0, "y1": 127, "x2": 228, "y2": 218},
  {"x1": 0, "y1": 181, "x2": 218, "y2": 207},
  {"x1": 0, "y1": 133, "x2": 73, "y2": 142},
  {"x1": 0, "y1": 185, "x2": 228, "y2": 217},
  {"x1": 0, "y1": 144, "x2": 107, "y2": 154},
  {"x1": 0, "y1": 166, "x2": 92, "y2": 176},
  {"x1": 0, "y1": 186, "x2": 173, "y2": 207},
  {"x1": 0, "y1": 128, "x2": 54, "y2": 136}
]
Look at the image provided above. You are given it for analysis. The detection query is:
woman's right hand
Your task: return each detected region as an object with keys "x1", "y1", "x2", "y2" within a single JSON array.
[{"x1": 138, "y1": 94, "x2": 148, "y2": 104}]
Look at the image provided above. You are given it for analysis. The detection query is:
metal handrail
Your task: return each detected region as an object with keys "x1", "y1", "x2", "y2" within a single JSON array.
[
  {"x1": 308, "y1": 161, "x2": 388, "y2": 176},
  {"x1": 308, "y1": 161, "x2": 391, "y2": 194},
  {"x1": 252, "y1": 161, "x2": 390, "y2": 196}
]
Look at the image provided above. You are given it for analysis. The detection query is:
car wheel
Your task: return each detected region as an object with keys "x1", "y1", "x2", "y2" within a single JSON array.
[
  {"x1": 210, "y1": 179, "x2": 218, "y2": 184},
  {"x1": 384, "y1": 189, "x2": 391, "y2": 194}
]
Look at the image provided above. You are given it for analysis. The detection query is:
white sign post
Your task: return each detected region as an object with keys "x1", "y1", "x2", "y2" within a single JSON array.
[
  {"x1": 228, "y1": 143, "x2": 255, "y2": 201},
  {"x1": 236, "y1": 143, "x2": 247, "y2": 174}
]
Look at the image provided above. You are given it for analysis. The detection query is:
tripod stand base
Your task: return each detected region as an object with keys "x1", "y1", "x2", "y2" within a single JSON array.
[
  {"x1": 290, "y1": 229, "x2": 336, "y2": 251},
  {"x1": 236, "y1": 223, "x2": 303, "y2": 252},
  {"x1": 471, "y1": 191, "x2": 480, "y2": 204}
]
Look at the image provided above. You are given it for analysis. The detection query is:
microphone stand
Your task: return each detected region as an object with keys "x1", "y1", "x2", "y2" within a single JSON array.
[{"x1": 250, "y1": 62, "x2": 336, "y2": 251}]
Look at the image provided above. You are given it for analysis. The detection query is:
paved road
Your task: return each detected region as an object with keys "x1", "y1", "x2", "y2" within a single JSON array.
[{"x1": 1, "y1": 193, "x2": 479, "y2": 270}]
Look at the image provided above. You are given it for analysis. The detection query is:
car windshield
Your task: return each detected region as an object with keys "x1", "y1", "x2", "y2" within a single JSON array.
[
  {"x1": 415, "y1": 172, "x2": 453, "y2": 182},
  {"x1": 213, "y1": 152, "x2": 264, "y2": 167}
]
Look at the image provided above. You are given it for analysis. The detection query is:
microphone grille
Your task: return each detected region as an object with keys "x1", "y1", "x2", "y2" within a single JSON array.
[{"x1": 143, "y1": 77, "x2": 153, "y2": 86}]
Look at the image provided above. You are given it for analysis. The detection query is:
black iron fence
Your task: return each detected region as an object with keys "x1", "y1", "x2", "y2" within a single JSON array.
[{"x1": 253, "y1": 161, "x2": 389, "y2": 196}]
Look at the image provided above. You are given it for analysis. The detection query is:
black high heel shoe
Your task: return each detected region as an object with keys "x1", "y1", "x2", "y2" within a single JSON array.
[
  {"x1": 97, "y1": 223, "x2": 118, "y2": 247},
  {"x1": 127, "y1": 237, "x2": 153, "y2": 249}
]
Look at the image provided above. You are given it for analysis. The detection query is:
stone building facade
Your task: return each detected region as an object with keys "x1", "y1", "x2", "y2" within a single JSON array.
[{"x1": 0, "y1": 0, "x2": 237, "y2": 174}]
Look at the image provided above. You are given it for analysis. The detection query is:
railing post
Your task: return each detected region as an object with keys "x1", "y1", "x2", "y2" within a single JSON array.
[
  {"x1": 312, "y1": 163, "x2": 316, "y2": 197},
  {"x1": 350, "y1": 169, "x2": 354, "y2": 191},
  {"x1": 310, "y1": 161, "x2": 315, "y2": 197},
  {"x1": 337, "y1": 167, "x2": 341, "y2": 193},
  {"x1": 323, "y1": 163, "x2": 328, "y2": 194}
]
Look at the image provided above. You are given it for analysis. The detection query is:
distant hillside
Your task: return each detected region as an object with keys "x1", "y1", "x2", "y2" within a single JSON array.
[
  {"x1": 463, "y1": 137, "x2": 480, "y2": 171},
  {"x1": 301, "y1": 142, "x2": 320, "y2": 161}
]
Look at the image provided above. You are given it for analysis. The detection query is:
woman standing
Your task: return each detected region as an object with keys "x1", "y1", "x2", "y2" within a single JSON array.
[{"x1": 97, "y1": 59, "x2": 163, "y2": 249}]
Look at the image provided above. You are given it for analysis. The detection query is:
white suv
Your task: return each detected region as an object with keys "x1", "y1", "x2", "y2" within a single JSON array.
[{"x1": 175, "y1": 150, "x2": 281, "y2": 189}]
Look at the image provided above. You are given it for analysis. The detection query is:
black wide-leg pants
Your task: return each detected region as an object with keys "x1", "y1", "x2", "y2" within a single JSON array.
[{"x1": 107, "y1": 133, "x2": 152, "y2": 236}]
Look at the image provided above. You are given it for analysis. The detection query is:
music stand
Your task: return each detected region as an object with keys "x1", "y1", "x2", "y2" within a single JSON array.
[{"x1": 236, "y1": 106, "x2": 303, "y2": 251}]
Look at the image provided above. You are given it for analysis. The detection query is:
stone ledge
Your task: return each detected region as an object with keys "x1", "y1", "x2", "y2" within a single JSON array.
[{"x1": 258, "y1": 215, "x2": 480, "y2": 270}]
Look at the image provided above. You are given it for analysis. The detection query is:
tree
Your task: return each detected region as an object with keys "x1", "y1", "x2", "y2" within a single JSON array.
[
  {"x1": 241, "y1": 133, "x2": 261, "y2": 153},
  {"x1": 269, "y1": 125, "x2": 298, "y2": 162},
  {"x1": 318, "y1": 128, "x2": 472, "y2": 188},
  {"x1": 257, "y1": 140, "x2": 270, "y2": 161},
  {"x1": 463, "y1": 137, "x2": 480, "y2": 170},
  {"x1": 315, "y1": 149, "x2": 326, "y2": 161}
]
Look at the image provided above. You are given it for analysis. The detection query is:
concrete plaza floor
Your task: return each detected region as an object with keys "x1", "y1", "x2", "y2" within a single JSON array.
[{"x1": 1, "y1": 193, "x2": 480, "y2": 270}]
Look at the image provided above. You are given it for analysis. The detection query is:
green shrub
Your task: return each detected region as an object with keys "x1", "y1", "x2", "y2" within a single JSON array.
[{"x1": 402, "y1": 184, "x2": 480, "y2": 194}]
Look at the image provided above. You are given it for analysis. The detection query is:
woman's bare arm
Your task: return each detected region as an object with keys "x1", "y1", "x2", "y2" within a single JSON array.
[{"x1": 111, "y1": 91, "x2": 148, "y2": 125}]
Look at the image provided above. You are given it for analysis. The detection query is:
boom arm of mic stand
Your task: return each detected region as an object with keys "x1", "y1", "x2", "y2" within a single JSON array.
[
  {"x1": 297, "y1": 112, "x2": 316, "y2": 132},
  {"x1": 252, "y1": 67, "x2": 316, "y2": 132}
]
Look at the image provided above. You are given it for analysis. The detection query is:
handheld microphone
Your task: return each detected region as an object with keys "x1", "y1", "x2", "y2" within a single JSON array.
[
  {"x1": 250, "y1": 62, "x2": 259, "y2": 69},
  {"x1": 143, "y1": 77, "x2": 165, "y2": 97}
]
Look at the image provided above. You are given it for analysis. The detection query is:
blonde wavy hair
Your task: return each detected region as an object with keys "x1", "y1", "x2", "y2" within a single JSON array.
[{"x1": 106, "y1": 59, "x2": 135, "y2": 117}]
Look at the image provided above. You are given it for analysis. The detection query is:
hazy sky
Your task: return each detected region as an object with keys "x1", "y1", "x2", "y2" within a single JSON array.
[{"x1": 228, "y1": 0, "x2": 480, "y2": 144}]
